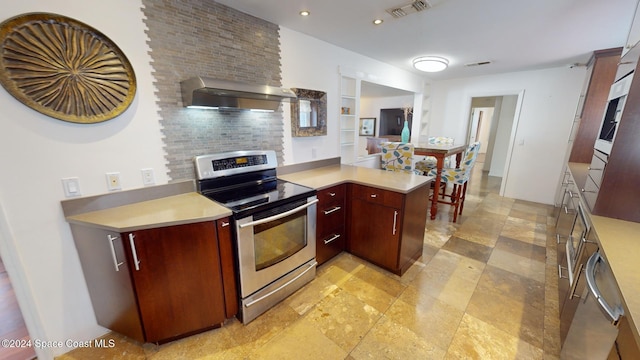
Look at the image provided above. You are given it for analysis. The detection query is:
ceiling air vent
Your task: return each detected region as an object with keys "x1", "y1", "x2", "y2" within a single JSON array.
[
  {"x1": 465, "y1": 61, "x2": 492, "y2": 67},
  {"x1": 386, "y1": 0, "x2": 432, "y2": 18}
]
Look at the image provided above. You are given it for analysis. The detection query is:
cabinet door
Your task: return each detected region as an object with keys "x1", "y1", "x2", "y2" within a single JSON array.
[
  {"x1": 349, "y1": 198, "x2": 400, "y2": 270},
  {"x1": 70, "y1": 225, "x2": 144, "y2": 342},
  {"x1": 127, "y1": 222, "x2": 226, "y2": 342}
]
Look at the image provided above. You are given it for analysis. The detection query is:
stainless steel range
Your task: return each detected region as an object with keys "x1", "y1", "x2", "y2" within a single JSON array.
[{"x1": 195, "y1": 150, "x2": 317, "y2": 324}]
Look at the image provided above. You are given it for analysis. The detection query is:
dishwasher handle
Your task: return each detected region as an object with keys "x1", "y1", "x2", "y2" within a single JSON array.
[{"x1": 585, "y1": 252, "x2": 623, "y2": 325}]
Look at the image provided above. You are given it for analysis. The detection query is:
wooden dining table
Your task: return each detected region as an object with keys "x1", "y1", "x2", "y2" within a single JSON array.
[{"x1": 414, "y1": 143, "x2": 468, "y2": 220}]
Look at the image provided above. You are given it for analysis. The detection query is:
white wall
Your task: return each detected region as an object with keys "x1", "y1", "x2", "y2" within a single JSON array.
[
  {"x1": 488, "y1": 96, "x2": 518, "y2": 177},
  {"x1": 279, "y1": 27, "x2": 425, "y2": 165},
  {"x1": 430, "y1": 67, "x2": 586, "y2": 204},
  {"x1": 0, "y1": 1, "x2": 167, "y2": 357}
]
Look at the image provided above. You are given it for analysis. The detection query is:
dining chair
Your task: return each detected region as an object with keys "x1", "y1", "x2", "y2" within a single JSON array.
[
  {"x1": 426, "y1": 141, "x2": 481, "y2": 222},
  {"x1": 380, "y1": 142, "x2": 422, "y2": 175},
  {"x1": 414, "y1": 136, "x2": 455, "y2": 174}
]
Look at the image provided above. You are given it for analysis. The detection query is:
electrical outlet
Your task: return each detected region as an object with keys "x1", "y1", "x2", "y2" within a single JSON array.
[
  {"x1": 61, "y1": 177, "x2": 81, "y2": 197},
  {"x1": 141, "y1": 168, "x2": 155, "y2": 186},
  {"x1": 106, "y1": 172, "x2": 122, "y2": 191}
]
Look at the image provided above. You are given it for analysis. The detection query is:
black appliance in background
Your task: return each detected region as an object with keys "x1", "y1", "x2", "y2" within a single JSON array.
[{"x1": 379, "y1": 108, "x2": 412, "y2": 137}]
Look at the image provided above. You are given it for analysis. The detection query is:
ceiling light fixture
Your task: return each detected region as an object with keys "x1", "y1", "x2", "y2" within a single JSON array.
[
  {"x1": 413, "y1": 56, "x2": 449, "y2": 72},
  {"x1": 373, "y1": 19, "x2": 383, "y2": 25},
  {"x1": 299, "y1": 10, "x2": 310, "y2": 16}
]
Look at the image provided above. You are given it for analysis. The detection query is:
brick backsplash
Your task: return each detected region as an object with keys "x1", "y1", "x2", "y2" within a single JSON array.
[{"x1": 141, "y1": 0, "x2": 284, "y2": 181}]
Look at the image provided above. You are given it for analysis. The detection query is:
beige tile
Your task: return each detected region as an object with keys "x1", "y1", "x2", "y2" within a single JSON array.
[
  {"x1": 341, "y1": 265, "x2": 406, "y2": 313},
  {"x1": 445, "y1": 314, "x2": 544, "y2": 360},
  {"x1": 423, "y1": 249, "x2": 486, "y2": 281},
  {"x1": 442, "y1": 236, "x2": 493, "y2": 263},
  {"x1": 466, "y1": 283, "x2": 545, "y2": 348},
  {"x1": 488, "y1": 247, "x2": 546, "y2": 283},
  {"x1": 57, "y1": 332, "x2": 147, "y2": 360},
  {"x1": 303, "y1": 289, "x2": 381, "y2": 352},
  {"x1": 494, "y1": 235, "x2": 546, "y2": 263},
  {"x1": 146, "y1": 324, "x2": 247, "y2": 360},
  {"x1": 223, "y1": 301, "x2": 302, "y2": 353},
  {"x1": 350, "y1": 315, "x2": 447, "y2": 360},
  {"x1": 387, "y1": 288, "x2": 465, "y2": 350},
  {"x1": 249, "y1": 318, "x2": 347, "y2": 360},
  {"x1": 476, "y1": 265, "x2": 545, "y2": 311},
  {"x1": 411, "y1": 247, "x2": 485, "y2": 312}
]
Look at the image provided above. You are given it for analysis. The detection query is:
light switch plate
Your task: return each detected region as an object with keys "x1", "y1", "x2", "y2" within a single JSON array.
[
  {"x1": 61, "y1": 177, "x2": 81, "y2": 197},
  {"x1": 141, "y1": 168, "x2": 155, "y2": 186}
]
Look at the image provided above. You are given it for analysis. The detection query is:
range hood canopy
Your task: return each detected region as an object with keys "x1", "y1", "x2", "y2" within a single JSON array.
[{"x1": 180, "y1": 77, "x2": 296, "y2": 111}]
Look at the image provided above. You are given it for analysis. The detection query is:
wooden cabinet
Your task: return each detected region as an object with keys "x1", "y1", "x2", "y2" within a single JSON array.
[
  {"x1": 347, "y1": 183, "x2": 428, "y2": 275},
  {"x1": 71, "y1": 218, "x2": 237, "y2": 343},
  {"x1": 590, "y1": 48, "x2": 640, "y2": 222},
  {"x1": 568, "y1": 48, "x2": 621, "y2": 163},
  {"x1": 608, "y1": 316, "x2": 640, "y2": 359},
  {"x1": 316, "y1": 184, "x2": 347, "y2": 265}
]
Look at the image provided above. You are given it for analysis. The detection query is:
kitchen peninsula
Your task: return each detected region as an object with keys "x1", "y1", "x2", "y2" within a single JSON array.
[{"x1": 62, "y1": 160, "x2": 432, "y2": 343}]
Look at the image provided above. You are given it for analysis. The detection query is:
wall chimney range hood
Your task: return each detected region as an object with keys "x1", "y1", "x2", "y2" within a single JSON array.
[{"x1": 180, "y1": 77, "x2": 296, "y2": 111}]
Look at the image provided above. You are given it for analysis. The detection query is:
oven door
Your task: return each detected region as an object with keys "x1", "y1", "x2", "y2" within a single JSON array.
[{"x1": 235, "y1": 195, "x2": 318, "y2": 298}]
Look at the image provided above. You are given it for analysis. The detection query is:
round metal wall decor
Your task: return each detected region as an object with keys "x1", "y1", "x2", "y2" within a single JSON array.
[{"x1": 0, "y1": 13, "x2": 136, "y2": 123}]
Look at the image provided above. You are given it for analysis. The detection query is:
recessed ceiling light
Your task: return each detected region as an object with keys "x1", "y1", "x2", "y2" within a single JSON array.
[
  {"x1": 413, "y1": 56, "x2": 449, "y2": 72},
  {"x1": 299, "y1": 10, "x2": 310, "y2": 16},
  {"x1": 373, "y1": 19, "x2": 383, "y2": 25}
]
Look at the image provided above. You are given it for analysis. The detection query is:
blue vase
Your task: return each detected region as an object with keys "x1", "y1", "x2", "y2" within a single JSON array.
[{"x1": 401, "y1": 120, "x2": 410, "y2": 143}]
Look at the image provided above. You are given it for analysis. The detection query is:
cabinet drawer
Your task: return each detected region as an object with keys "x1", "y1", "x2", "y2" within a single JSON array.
[
  {"x1": 352, "y1": 184, "x2": 403, "y2": 208},
  {"x1": 318, "y1": 204, "x2": 345, "y2": 233},
  {"x1": 317, "y1": 185, "x2": 346, "y2": 205},
  {"x1": 587, "y1": 152, "x2": 607, "y2": 187},
  {"x1": 316, "y1": 228, "x2": 346, "y2": 265},
  {"x1": 582, "y1": 176, "x2": 600, "y2": 212}
]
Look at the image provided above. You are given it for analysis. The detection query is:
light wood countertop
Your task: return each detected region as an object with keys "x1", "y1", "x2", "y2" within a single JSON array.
[
  {"x1": 568, "y1": 162, "x2": 640, "y2": 345},
  {"x1": 65, "y1": 192, "x2": 231, "y2": 232},
  {"x1": 278, "y1": 164, "x2": 433, "y2": 193}
]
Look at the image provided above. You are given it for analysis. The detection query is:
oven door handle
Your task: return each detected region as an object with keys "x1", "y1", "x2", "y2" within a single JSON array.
[
  {"x1": 244, "y1": 261, "x2": 317, "y2": 308},
  {"x1": 239, "y1": 199, "x2": 319, "y2": 228},
  {"x1": 585, "y1": 251, "x2": 623, "y2": 325}
]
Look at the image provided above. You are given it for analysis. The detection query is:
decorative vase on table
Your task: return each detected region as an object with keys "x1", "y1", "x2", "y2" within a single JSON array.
[{"x1": 401, "y1": 120, "x2": 410, "y2": 143}]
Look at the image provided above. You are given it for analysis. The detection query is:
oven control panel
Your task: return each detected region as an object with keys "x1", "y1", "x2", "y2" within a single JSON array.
[
  {"x1": 194, "y1": 150, "x2": 278, "y2": 180},
  {"x1": 212, "y1": 154, "x2": 267, "y2": 171}
]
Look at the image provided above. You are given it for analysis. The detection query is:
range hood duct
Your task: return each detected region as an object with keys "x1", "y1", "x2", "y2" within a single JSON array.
[{"x1": 180, "y1": 77, "x2": 296, "y2": 111}]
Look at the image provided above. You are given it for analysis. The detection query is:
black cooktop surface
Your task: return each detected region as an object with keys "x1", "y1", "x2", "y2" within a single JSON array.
[{"x1": 202, "y1": 179, "x2": 315, "y2": 218}]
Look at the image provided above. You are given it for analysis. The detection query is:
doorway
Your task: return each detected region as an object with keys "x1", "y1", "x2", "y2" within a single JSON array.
[{"x1": 466, "y1": 93, "x2": 523, "y2": 196}]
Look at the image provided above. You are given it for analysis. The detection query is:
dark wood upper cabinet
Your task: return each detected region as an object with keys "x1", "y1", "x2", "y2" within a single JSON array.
[{"x1": 569, "y1": 48, "x2": 621, "y2": 163}]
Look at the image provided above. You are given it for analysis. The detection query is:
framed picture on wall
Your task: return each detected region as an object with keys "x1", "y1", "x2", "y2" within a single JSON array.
[{"x1": 359, "y1": 117, "x2": 376, "y2": 136}]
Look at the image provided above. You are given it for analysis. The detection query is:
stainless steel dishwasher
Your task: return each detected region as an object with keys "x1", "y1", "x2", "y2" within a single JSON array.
[{"x1": 560, "y1": 251, "x2": 624, "y2": 359}]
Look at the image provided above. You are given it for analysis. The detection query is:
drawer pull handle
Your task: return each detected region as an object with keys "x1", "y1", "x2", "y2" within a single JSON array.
[
  {"x1": 370, "y1": 194, "x2": 378, "y2": 198},
  {"x1": 221, "y1": 221, "x2": 230, "y2": 227},
  {"x1": 323, "y1": 206, "x2": 342, "y2": 215},
  {"x1": 328, "y1": 192, "x2": 336, "y2": 197},
  {"x1": 323, "y1": 234, "x2": 341, "y2": 245},
  {"x1": 558, "y1": 265, "x2": 568, "y2": 279}
]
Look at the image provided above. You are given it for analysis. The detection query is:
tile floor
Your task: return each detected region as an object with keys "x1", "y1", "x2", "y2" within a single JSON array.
[{"x1": 58, "y1": 164, "x2": 561, "y2": 359}]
